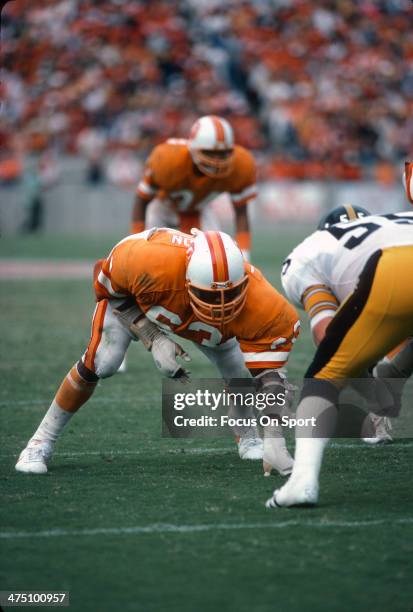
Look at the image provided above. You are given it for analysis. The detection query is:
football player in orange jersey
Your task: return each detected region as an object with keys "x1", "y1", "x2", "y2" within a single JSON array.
[
  {"x1": 16, "y1": 229, "x2": 300, "y2": 476},
  {"x1": 131, "y1": 116, "x2": 256, "y2": 261}
]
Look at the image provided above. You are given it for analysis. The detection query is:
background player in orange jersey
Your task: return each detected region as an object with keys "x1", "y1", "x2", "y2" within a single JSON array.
[
  {"x1": 131, "y1": 116, "x2": 256, "y2": 261},
  {"x1": 16, "y1": 229, "x2": 300, "y2": 476}
]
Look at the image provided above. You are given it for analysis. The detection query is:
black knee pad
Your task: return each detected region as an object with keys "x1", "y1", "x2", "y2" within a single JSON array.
[{"x1": 77, "y1": 360, "x2": 99, "y2": 383}]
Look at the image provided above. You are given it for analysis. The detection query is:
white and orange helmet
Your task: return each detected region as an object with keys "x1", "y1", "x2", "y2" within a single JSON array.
[
  {"x1": 186, "y1": 229, "x2": 249, "y2": 329},
  {"x1": 188, "y1": 115, "x2": 235, "y2": 178}
]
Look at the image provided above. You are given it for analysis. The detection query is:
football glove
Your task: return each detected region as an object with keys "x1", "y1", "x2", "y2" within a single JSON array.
[{"x1": 151, "y1": 334, "x2": 191, "y2": 381}]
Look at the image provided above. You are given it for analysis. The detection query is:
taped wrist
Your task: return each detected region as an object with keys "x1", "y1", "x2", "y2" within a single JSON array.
[
  {"x1": 113, "y1": 298, "x2": 163, "y2": 349},
  {"x1": 132, "y1": 316, "x2": 165, "y2": 351}
]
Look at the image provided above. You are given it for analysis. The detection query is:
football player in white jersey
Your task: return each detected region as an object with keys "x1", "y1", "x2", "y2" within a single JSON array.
[
  {"x1": 280, "y1": 204, "x2": 409, "y2": 443},
  {"x1": 266, "y1": 208, "x2": 413, "y2": 508}
]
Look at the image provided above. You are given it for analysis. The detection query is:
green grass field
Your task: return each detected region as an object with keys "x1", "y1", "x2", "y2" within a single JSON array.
[{"x1": 1, "y1": 230, "x2": 412, "y2": 612}]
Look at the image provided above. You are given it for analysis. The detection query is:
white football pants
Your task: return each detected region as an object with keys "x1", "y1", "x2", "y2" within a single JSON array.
[{"x1": 82, "y1": 299, "x2": 251, "y2": 379}]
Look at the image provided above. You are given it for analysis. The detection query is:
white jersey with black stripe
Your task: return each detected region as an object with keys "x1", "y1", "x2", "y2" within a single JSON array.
[{"x1": 282, "y1": 212, "x2": 413, "y2": 306}]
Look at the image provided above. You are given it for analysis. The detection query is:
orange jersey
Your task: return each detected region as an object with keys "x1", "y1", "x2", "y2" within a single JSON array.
[
  {"x1": 95, "y1": 229, "x2": 299, "y2": 369},
  {"x1": 136, "y1": 140, "x2": 257, "y2": 215}
]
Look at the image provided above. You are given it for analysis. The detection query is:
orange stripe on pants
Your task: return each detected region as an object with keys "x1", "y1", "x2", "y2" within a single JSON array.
[{"x1": 84, "y1": 300, "x2": 108, "y2": 372}]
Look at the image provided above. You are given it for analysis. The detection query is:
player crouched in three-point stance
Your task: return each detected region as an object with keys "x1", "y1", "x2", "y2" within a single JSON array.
[
  {"x1": 266, "y1": 209, "x2": 413, "y2": 508},
  {"x1": 16, "y1": 228, "x2": 300, "y2": 475},
  {"x1": 131, "y1": 115, "x2": 255, "y2": 261}
]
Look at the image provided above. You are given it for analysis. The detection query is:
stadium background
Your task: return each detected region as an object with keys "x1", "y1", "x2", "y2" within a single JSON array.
[
  {"x1": 1, "y1": 1, "x2": 412, "y2": 612},
  {"x1": 1, "y1": 0, "x2": 412, "y2": 233}
]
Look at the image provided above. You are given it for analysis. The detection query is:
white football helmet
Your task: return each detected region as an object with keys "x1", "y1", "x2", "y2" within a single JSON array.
[
  {"x1": 188, "y1": 115, "x2": 234, "y2": 178},
  {"x1": 186, "y1": 229, "x2": 248, "y2": 329}
]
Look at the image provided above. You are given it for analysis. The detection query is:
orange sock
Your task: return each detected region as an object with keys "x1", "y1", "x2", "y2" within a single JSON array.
[
  {"x1": 30, "y1": 363, "x2": 98, "y2": 445},
  {"x1": 55, "y1": 364, "x2": 98, "y2": 413}
]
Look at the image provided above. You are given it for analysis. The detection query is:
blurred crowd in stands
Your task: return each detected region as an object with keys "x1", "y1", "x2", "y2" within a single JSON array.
[{"x1": 1, "y1": 0, "x2": 412, "y2": 186}]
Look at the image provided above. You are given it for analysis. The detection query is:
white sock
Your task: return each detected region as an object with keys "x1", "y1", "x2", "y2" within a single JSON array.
[
  {"x1": 290, "y1": 395, "x2": 337, "y2": 482},
  {"x1": 292, "y1": 437, "x2": 329, "y2": 482},
  {"x1": 30, "y1": 401, "x2": 73, "y2": 446}
]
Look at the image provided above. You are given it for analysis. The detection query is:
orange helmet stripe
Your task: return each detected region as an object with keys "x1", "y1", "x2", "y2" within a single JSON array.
[
  {"x1": 215, "y1": 231, "x2": 229, "y2": 281},
  {"x1": 211, "y1": 116, "x2": 226, "y2": 144},
  {"x1": 205, "y1": 231, "x2": 229, "y2": 283},
  {"x1": 204, "y1": 232, "x2": 218, "y2": 281}
]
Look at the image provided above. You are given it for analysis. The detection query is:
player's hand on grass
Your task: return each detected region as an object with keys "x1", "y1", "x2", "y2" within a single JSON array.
[{"x1": 152, "y1": 334, "x2": 191, "y2": 381}]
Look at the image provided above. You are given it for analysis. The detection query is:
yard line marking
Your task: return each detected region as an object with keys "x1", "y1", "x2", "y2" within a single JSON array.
[
  {"x1": 328, "y1": 442, "x2": 413, "y2": 449},
  {"x1": 0, "y1": 448, "x2": 232, "y2": 459},
  {"x1": 329, "y1": 442, "x2": 413, "y2": 448},
  {"x1": 1, "y1": 517, "x2": 413, "y2": 540},
  {"x1": 2, "y1": 442, "x2": 413, "y2": 459},
  {"x1": 0, "y1": 259, "x2": 94, "y2": 280}
]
